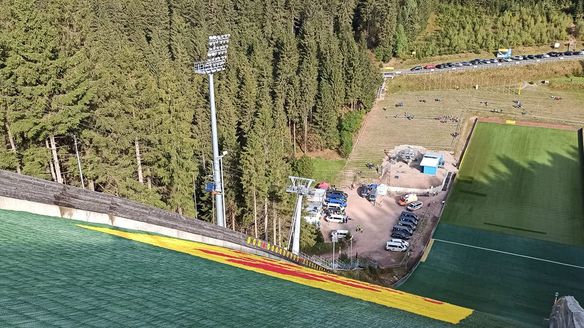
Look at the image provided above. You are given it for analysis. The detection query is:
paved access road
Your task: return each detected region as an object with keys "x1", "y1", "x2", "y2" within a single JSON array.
[{"x1": 384, "y1": 53, "x2": 584, "y2": 78}]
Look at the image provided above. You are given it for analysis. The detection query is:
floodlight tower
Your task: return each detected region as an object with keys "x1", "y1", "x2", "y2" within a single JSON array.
[
  {"x1": 286, "y1": 176, "x2": 315, "y2": 255},
  {"x1": 194, "y1": 34, "x2": 230, "y2": 228}
]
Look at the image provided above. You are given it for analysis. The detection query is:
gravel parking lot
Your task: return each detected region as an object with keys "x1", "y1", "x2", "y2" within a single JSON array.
[{"x1": 320, "y1": 187, "x2": 451, "y2": 268}]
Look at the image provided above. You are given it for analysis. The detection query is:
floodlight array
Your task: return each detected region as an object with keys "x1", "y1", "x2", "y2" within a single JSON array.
[{"x1": 194, "y1": 34, "x2": 230, "y2": 75}]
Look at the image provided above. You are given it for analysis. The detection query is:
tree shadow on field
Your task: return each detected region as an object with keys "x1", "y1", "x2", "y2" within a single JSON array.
[
  {"x1": 448, "y1": 140, "x2": 584, "y2": 246},
  {"x1": 414, "y1": 135, "x2": 584, "y2": 325}
]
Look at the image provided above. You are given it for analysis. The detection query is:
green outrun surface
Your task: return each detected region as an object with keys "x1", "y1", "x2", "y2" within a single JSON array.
[
  {"x1": 0, "y1": 209, "x2": 522, "y2": 327},
  {"x1": 401, "y1": 123, "x2": 584, "y2": 326}
]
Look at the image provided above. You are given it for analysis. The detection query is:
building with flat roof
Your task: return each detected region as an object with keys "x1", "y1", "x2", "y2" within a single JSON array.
[{"x1": 420, "y1": 153, "x2": 444, "y2": 176}]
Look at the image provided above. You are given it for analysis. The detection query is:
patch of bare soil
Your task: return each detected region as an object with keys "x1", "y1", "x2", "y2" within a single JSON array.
[
  {"x1": 379, "y1": 145, "x2": 458, "y2": 189},
  {"x1": 303, "y1": 149, "x2": 344, "y2": 160},
  {"x1": 478, "y1": 117, "x2": 579, "y2": 131}
]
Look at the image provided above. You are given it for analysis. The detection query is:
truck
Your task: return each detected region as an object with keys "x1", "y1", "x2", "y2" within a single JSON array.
[{"x1": 496, "y1": 48, "x2": 512, "y2": 59}]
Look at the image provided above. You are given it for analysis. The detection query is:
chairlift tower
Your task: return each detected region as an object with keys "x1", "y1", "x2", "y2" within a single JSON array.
[
  {"x1": 286, "y1": 176, "x2": 314, "y2": 255},
  {"x1": 194, "y1": 34, "x2": 230, "y2": 228}
]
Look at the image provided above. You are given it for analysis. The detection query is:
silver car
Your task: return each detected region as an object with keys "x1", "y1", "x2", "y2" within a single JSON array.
[{"x1": 407, "y1": 201, "x2": 423, "y2": 211}]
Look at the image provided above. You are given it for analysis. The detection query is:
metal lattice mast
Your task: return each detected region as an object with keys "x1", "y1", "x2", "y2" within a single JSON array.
[
  {"x1": 194, "y1": 34, "x2": 230, "y2": 228},
  {"x1": 286, "y1": 176, "x2": 314, "y2": 255}
]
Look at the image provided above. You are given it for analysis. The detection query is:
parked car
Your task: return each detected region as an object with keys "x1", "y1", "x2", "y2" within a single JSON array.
[
  {"x1": 325, "y1": 197, "x2": 347, "y2": 206},
  {"x1": 386, "y1": 241, "x2": 408, "y2": 252},
  {"x1": 423, "y1": 64, "x2": 435, "y2": 69},
  {"x1": 398, "y1": 220, "x2": 417, "y2": 231},
  {"x1": 399, "y1": 216, "x2": 419, "y2": 227},
  {"x1": 325, "y1": 202, "x2": 345, "y2": 211},
  {"x1": 331, "y1": 229, "x2": 349, "y2": 239},
  {"x1": 392, "y1": 225, "x2": 413, "y2": 236},
  {"x1": 406, "y1": 201, "x2": 423, "y2": 211},
  {"x1": 391, "y1": 231, "x2": 412, "y2": 240},
  {"x1": 388, "y1": 238, "x2": 409, "y2": 247},
  {"x1": 326, "y1": 193, "x2": 347, "y2": 202},
  {"x1": 411, "y1": 66, "x2": 423, "y2": 71},
  {"x1": 327, "y1": 190, "x2": 347, "y2": 198},
  {"x1": 325, "y1": 213, "x2": 347, "y2": 223},
  {"x1": 400, "y1": 211, "x2": 419, "y2": 220},
  {"x1": 400, "y1": 213, "x2": 419, "y2": 224}
]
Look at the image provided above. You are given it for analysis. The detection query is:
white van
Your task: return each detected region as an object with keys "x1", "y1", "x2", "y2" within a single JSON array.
[
  {"x1": 325, "y1": 213, "x2": 347, "y2": 223},
  {"x1": 386, "y1": 240, "x2": 408, "y2": 252},
  {"x1": 331, "y1": 230, "x2": 349, "y2": 239},
  {"x1": 326, "y1": 202, "x2": 345, "y2": 211},
  {"x1": 388, "y1": 238, "x2": 409, "y2": 247}
]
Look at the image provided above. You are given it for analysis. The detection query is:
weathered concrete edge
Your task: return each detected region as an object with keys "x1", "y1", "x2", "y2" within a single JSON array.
[{"x1": 0, "y1": 195, "x2": 282, "y2": 261}]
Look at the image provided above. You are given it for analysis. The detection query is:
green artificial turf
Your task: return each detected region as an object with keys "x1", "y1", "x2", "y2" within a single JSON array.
[
  {"x1": 443, "y1": 122, "x2": 584, "y2": 246},
  {"x1": 1, "y1": 208, "x2": 529, "y2": 328},
  {"x1": 400, "y1": 122, "x2": 584, "y2": 326},
  {"x1": 401, "y1": 224, "x2": 584, "y2": 325}
]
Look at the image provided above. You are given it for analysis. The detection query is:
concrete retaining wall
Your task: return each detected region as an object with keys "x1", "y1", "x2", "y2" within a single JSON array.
[
  {"x1": 0, "y1": 195, "x2": 279, "y2": 260},
  {"x1": 0, "y1": 170, "x2": 329, "y2": 269},
  {"x1": 386, "y1": 173, "x2": 448, "y2": 196}
]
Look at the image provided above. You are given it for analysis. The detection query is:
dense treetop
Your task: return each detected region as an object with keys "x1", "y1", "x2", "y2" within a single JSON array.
[{"x1": 1, "y1": 0, "x2": 581, "y2": 246}]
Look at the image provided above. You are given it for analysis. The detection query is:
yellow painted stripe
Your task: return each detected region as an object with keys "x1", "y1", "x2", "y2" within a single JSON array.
[
  {"x1": 421, "y1": 239, "x2": 435, "y2": 263},
  {"x1": 506, "y1": 120, "x2": 516, "y2": 125},
  {"x1": 78, "y1": 225, "x2": 473, "y2": 324}
]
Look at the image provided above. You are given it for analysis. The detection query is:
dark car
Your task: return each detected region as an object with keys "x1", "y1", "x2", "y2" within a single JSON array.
[
  {"x1": 391, "y1": 231, "x2": 412, "y2": 240},
  {"x1": 534, "y1": 54, "x2": 544, "y2": 59},
  {"x1": 398, "y1": 220, "x2": 417, "y2": 231},
  {"x1": 411, "y1": 66, "x2": 423, "y2": 71},
  {"x1": 325, "y1": 197, "x2": 347, "y2": 207},
  {"x1": 461, "y1": 61, "x2": 471, "y2": 66},
  {"x1": 400, "y1": 211, "x2": 419, "y2": 220},
  {"x1": 563, "y1": 51, "x2": 573, "y2": 56},
  {"x1": 326, "y1": 193, "x2": 347, "y2": 201},
  {"x1": 526, "y1": 54, "x2": 535, "y2": 60},
  {"x1": 548, "y1": 52, "x2": 559, "y2": 57},
  {"x1": 393, "y1": 225, "x2": 413, "y2": 235},
  {"x1": 436, "y1": 64, "x2": 444, "y2": 69},
  {"x1": 327, "y1": 190, "x2": 347, "y2": 198},
  {"x1": 400, "y1": 216, "x2": 419, "y2": 227}
]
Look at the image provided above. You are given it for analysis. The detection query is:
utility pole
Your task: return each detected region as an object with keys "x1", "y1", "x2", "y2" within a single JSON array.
[
  {"x1": 73, "y1": 135, "x2": 85, "y2": 189},
  {"x1": 286, "y1": 176, "x2": 314, "y2": 255},
  {"x1": 332, "y1": 232, "x2": 337, "y2": 271},
  {"x1": 194, "y1": 34, "x2": 230, "y2": 228},
  {"x1": 219, "y1": 151, "x2": 227, "y2": 229},
  {"x1": 349, "y1": 235, "x2": 354, "y2": 267}
]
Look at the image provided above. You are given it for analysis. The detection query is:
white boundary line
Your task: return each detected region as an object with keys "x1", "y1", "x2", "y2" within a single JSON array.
[{"x1": 433, "y1": 238, "x2": 584, "y2": 270}]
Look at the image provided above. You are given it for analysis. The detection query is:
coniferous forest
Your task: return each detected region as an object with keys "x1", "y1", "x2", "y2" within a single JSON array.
[{"x1": 1, "y1": 0, "x2": 583, "y2": 245}]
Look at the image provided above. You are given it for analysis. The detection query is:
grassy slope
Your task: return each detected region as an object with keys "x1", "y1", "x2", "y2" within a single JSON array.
[
  {"x1": 310, "y1": 157, "x2": 346, "y2": 185},
  {"x1": 443, "y1": 122, "x2": 584, "y2": 246}
]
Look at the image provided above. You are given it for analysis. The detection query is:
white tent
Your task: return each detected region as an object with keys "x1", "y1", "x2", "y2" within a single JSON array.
[{"x1": 377, "y1": 184, "x2": 389, "y2": 196}]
